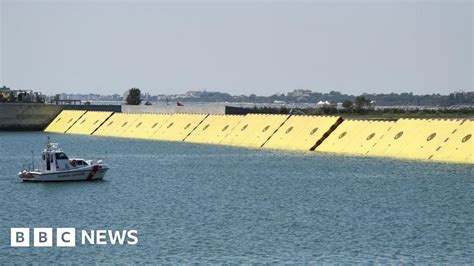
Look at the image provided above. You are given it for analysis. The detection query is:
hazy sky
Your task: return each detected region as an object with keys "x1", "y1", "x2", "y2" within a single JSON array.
[{"x1": 1, "y1": 0, "x2": 472, "y2": 96}]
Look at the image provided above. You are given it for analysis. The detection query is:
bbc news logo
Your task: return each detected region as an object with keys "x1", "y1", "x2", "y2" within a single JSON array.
[{"x1": 11, "y1": 228, "x2": 138, "y2": 247}]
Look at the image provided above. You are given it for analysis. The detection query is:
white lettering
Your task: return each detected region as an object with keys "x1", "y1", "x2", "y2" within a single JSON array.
[
  {"x1": 96, "y1": 230, "x2": 107, "y2": 245},
  {"x1": 81, "y1": 230, "x2": 95, "y2": 245},
  {"x1": 57, "y1": 228, "x2": 76, "y2": 247},
  {"x1": 11, "y1": 228, "x2": 30, "y2": 247},
  {"x1": 33, "y1": 228, "x2": 52, "y2": 247},
  {"x1": 108, "y1": 230, "x2": 127, "y2": 245},
  {"x1": 127, "y1": 230, "x2": 138, "y2": 245}
]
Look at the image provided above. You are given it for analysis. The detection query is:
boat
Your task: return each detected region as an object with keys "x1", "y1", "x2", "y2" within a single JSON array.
[{"x1": 18, "y1": 137, "x2": 109, "y2": 182}]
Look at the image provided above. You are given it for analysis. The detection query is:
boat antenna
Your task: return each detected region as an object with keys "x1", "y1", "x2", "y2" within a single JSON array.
[
  {"x1": 31, "y1": 150, "x2": 34, "y2": 170},
  {"x1": 46, "y1": 136, "x2": 51, "y2": 150},
  {"x1": 105, "y1": 150, "x2": 108, "y2": 162}
]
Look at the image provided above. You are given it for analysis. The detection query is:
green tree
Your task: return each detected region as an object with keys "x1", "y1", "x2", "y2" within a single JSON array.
[
  {"x1": 320, "y1": 105, "x2": 337, "y2": 114},
  {"x1": 342, "y1": 100, "x2": 353, "y2": 109},
  {"x1": 126, "y1": 88, "x2": 141, "y2": 105},
  {"x1": 53, "y1": 94, "x2": 60, "y2": 104},
  {"x1": 354, "y1": 96, "x2": 370, "y2": 109}
]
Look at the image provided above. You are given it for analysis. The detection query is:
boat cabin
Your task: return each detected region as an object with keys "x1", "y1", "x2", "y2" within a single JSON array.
[{"x1": 41, "y1": 142, "x2": 88, "y2": 171}]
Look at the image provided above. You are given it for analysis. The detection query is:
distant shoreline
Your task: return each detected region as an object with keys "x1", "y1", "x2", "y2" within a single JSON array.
[{"x1": 245, "y1": 106, "x2": 474, "y2": 119}]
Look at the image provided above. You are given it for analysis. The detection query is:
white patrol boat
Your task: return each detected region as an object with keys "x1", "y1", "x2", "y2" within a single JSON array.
[{"x1": 18, "y1": 137, "x2": 109, "y2": 182}]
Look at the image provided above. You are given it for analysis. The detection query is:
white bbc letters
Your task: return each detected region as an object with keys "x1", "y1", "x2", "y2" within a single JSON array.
[
  {"x1": 10, "y1": 228, "x2": 30, "y2": 247},
  {"x1": 34, "y1": 228, "x2": 53, "y2": 247},
  {"x1": 56, "y1": 228, "x2": 76, "y2": 247},
  {"x1": 10, "y1": 227, "x2": 138, "y2": 247}
]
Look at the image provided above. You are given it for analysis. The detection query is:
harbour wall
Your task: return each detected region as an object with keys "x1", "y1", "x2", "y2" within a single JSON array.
[
  {"x1": 62, "y1": 105, "x2": 121, "y2": 112},
  {"x1": 0, "y1": 103, "x2": 63, "y2": 131},
  {"x1": 0, "y1": 102, "x2": 244, "y2": 131},
  {"x1": 122, "y1": 104, "x2": 249, "y2": 115},
  {"x1": 44, "y1": 110, "x2": 473, "y2": 164},
  {"x1": 0, "y1": 103, "x2": 121, "y2": 131}
]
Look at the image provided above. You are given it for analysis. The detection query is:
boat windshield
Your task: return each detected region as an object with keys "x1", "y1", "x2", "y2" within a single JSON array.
[{"x1": 55, "y1": 152, "x2": 69, "y2": 160}]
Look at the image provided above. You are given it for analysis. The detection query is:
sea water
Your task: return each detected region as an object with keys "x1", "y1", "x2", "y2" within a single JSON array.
[{"x1": 0, "y1": 132, "x2": 472, "y2": 263}]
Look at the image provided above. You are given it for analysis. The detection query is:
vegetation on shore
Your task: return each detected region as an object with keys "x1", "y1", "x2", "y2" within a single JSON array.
[
  {"x1": 163, "y1": 89, "x2": 474, "y2": 107},
  {"x1": 246, "y1": 106, "x2": 474, "y2": 119},
  {"x1": 126, "y1": 88, "x2": 142, "y2": 105}
]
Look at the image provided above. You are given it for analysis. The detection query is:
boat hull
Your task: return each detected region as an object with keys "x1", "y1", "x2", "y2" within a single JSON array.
[{"x1": 18, "y1": 165, "x2": 108, "y2": 182}]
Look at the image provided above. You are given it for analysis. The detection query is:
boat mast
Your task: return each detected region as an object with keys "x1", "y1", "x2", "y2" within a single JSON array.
[{"x1": 46, "y1": 136, "x2": 51, "y2": 151}]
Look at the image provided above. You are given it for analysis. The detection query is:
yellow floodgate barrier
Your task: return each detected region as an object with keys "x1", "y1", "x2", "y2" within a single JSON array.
[
  {"x1": 44, "y1": 111, "x2": 473, "y2": 164},
  {"x1": 93, "y1": 113, "x2": 136, "y2": 137},
  {"x1": 66, "y1": 111, "x2": 113, "y2": 135},
  {"x1": 316, "y1": 120, "x2": 395, "y2": 156},
  {"x1": 119, "y1": 114, "x2": 168, "y2": 139},
  {"x1": 370, "y1": 119, "x2": 433, "y2": 159},
  {"x1": 184, "y1": 115, "x2": 244, "y2": 144},
  {"x1": 125, "y1": 114, "x2": 172, "y2": 139},
  {"x1": 418, "y1": 119, "x2": 467, "y2": 161},
  {"x1": 390, "y1": 119, "x2": 462, "y2": 160},
  {"x1": 150, "y1": 114, "x2": 208, "y2": 142},
  {"x1": 361, "y1": 118, "x2": 473, "y2": 164},
  {"x1": 341, "y1": 120, "x2": 395, "y2": 155},
  {"x1": 44, "y1": 110, "x2": 86, "y2": 133},
  {"x1": 220, "y1": 114, "x2": 289, "y2": 148},
  {"x1": 428, "y1": 120, "x2": 473, "y2": 163},
  {"x1": 263, "y1": 115, "x2": 342, "y2": 151},
  {"x1": 118, "y1": 114, "x2": 143, "y2": 138}
]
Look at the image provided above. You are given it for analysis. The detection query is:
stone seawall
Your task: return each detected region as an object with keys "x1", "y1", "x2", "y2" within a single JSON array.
[
  {"x1": 0, "y1": 103, "x2": 63, "y2": 131},
  {"x1": 62, "y1": 105, "x2": 121, "y2": 112},
  {"x1": 122, "y1": 104, "x2": 248, "y2": 115},
  {"x1": 0, "y1": 103, "x2": 121, "y2": 131}
]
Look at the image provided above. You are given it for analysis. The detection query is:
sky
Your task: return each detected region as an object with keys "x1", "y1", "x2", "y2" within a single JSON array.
[{"x1": 0, "y1": 0, "x2": 472, "y2": 96}]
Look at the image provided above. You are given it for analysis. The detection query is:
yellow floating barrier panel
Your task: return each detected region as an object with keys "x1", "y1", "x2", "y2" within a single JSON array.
[
  {"x1": 184, "y1": 115, "x2": 244, "y2": 144},
  {"x1": 95, "y1": 113, "x2": 172, "y2": 139},
  {"x1": 429, "y1": 120, "x2": 473, "y2": 164},
  {"x1": 115, "y1": 113, "x2": 142, "y2": 138},
  {"x1": 119, "y1": 114, "x2": 142, "y2": 138},
  {"x1": 44, "y1": 110, "x2": 86, "y2": 133},
  {"x1": 316, "y1": 120, "x2": 371, "y2": 154},
  {"x1": 263, "y1": 115, "x2": 342, "y2": 151},
  {"x1": 418, "y1": 119, "x2": 466, "y2": 160},
  {"x1": 132, "y1": 114, "x2": 172, "y2": 139},
  {"x1": 66, "y1": 111, "x2": 113, "y2": 135},
  {"x1": 93, "y1": 113, "x2": 130, "y2": 137},
  {"x1": 120, "y1": 114, "x2": 171, "y2": 139},
  {"x1": 150, "y1": 114, "x2": 208, "y2": 142},
  {"x1": 391, "y1": 119, "x2": 462, "y2": 160},
  {"x1": 338, "y1": 120, "x2": 395, "y2": 155},
  {"x1": 316, "y1": 118, "x2": 472, "y2": 164},
  {"x1": 114, "y1": 114, "x2": 139, "y2": 137},
  {"x1": 220, "y1": 114, "x2": 289, "y2": 148},
  {"x1": 367, "y1": 119, "x2": 414, "y2": 157},
  {"x1": 378, "y1": 119, "x2": 434, "y2": 159}
]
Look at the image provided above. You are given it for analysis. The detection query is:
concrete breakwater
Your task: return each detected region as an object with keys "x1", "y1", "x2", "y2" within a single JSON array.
[
  {"x1": 45, "y1": 110, "x2": 473, "y2": 164},
  {"x1": 0, "y1": 103, "x2": 121, "y2": 130},
  {"x1": 0, "y1": 103, "x2": 63, "y2": 131}
]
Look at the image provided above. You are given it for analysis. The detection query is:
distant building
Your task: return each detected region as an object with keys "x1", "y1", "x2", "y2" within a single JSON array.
[
  {"x1": 316, "y1": 100, "x2": 331, "y2": 107},
  {"x1": 289, "y1": 89, "x2": 312, "y2": 97},
  {"x1": 0, "y1": 87, "x2": 45, "y2": 103},
  {"x1": 184, "y1": 90, "x2": 204, "y2": 98}
]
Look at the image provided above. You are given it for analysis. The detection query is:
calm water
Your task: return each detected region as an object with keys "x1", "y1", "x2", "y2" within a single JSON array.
[{"x1": 0, "y1": 132, "x2": 472, "y2": 264}]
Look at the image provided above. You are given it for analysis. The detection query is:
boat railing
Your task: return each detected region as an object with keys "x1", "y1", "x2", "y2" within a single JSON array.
[
  {"x1": 21, "y1": 164, "x2": 32, "y2": 171},
  {"x1": 22, "y1": 161, "x2": 45, "y2": 172}
]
